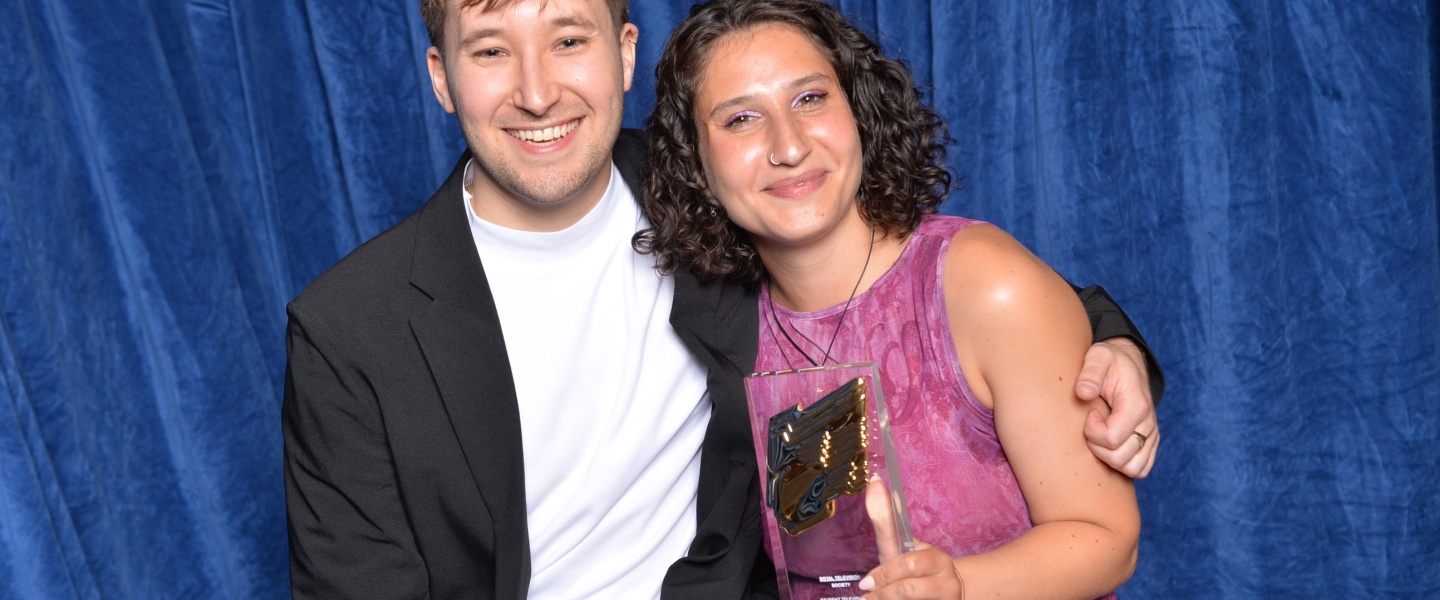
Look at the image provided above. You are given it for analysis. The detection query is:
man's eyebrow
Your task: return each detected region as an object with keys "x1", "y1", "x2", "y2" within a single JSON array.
[
  {"x1": 550, "y1": 14, "x2": 599, "y2": 31},
  {"x1": 706, "y1": 72, "x2": 833, "y2": 121},
  {"x1": 457, "y1": 14, "x2": 600, "y2": 49},
  {"x1": 459, "y1": 28, "x2": 503, "y2": 48}
]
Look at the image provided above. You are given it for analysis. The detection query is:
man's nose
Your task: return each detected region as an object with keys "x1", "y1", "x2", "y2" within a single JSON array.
[{"x1": 513, "y1": 54, "x2": 561, "y2": 116}]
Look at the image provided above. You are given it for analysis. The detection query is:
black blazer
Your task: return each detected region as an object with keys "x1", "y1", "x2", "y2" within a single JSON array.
[
  {"x1": 283, "y1": 129, "x2": 1160, "y2": 600},
  {"x1": 283, "y1": 130, "x2": 770, "y2": 599}
]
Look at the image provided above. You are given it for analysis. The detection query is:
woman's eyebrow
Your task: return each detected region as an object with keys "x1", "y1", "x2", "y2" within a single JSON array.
[{"x1": 706, "y1": 72, "x2": 832, "y2": 120}]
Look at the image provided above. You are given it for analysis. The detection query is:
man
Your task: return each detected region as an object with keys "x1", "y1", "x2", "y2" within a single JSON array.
[{"x1": 281, "y1": 0, "x2": 1164, "y2": 598}]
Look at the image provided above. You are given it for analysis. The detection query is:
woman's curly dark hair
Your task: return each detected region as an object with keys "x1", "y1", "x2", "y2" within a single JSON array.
[{"x1": 633, "y1": 0, "x2": 953, "y2": 284}]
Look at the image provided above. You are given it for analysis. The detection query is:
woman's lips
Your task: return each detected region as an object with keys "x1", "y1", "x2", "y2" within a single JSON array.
[{"x1": 763, "y1": 169, "x2": 828, "y2": 199}]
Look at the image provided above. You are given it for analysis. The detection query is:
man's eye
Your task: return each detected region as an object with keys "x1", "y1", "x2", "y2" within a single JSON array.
[
  {"x1": 476, "y1": 48, "x2": 503, "y2": 59},
  {"x1": 558, "y1": 38, "x2": 585, "y2": 50}
]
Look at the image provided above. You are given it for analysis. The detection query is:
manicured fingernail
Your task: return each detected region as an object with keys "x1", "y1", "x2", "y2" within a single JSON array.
[{"x1": 859, "y1": 576, "x2": 874, "y2": 591}]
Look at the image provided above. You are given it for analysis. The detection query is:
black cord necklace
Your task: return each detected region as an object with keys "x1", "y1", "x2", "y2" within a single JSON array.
[{"x1": 767, "y1": 226, "x2": 876, "y2": 369}]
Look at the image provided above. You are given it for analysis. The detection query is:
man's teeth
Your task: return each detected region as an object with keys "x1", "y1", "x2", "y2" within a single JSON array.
[{"x1": 509, "y1": 120, "x2": 578, "y2": 143}]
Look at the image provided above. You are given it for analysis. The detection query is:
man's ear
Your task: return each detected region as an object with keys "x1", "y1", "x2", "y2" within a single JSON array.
[
  {"x1": 426, "y1": 46, "x2": 456, "y2": 113},
  {"x1": 620, "y1": 23, "x2": 639, "y2": 92}
]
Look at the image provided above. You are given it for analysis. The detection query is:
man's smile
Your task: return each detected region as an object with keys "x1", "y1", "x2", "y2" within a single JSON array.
[{"x1": 505, "y1": 118, "x2": 580, "y2": 144}]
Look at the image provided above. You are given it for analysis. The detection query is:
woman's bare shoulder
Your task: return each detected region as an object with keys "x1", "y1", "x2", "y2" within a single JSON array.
[{"x1": 942, "y1": 223, "x2": 1078, "y2": 323}]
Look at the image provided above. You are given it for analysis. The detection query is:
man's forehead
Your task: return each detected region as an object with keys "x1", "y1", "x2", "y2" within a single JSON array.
[
  {"x1": 454, "y1": 0, "x2": 601, "y2": 25},
  {"x1": 456, "y1": 0, "x2": 539, "y2": 14},
  {"x1": 458, "y1": 0, "x2": 618, "y2": 47},
  {"x1": 454, "y1": 1, "x2": 606, "y2": 50}
]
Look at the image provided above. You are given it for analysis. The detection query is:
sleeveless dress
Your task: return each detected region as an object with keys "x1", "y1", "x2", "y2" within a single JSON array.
[{"x1": 755, "y1": 215, "x2": 1118, "y2": 600}]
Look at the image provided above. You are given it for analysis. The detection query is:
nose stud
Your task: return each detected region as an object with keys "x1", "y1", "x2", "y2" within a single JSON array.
[{"x1": 768, "y1": 153, "x2": 780, "y2": 166}]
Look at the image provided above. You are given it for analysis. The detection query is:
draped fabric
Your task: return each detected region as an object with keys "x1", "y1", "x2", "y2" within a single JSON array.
[{"x1": 1, "y1": 0, "x2": 1434, "y2": 598}]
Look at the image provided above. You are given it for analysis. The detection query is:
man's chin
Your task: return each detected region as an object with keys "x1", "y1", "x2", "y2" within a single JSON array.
[
  {"x1": 501, "y1": 169, "x2": 592, "y2": 204},
  {"x1": 464, "y1": 131, "x2": 612, "y2": 211}
]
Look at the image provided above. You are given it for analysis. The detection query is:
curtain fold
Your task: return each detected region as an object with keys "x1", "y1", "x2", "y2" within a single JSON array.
[{"x1": 1, "y1": 0, "x2": 1435, "y2": 597}]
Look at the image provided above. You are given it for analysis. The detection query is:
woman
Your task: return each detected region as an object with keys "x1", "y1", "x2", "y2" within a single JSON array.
[{"x1": 635, "y1": 0, "x2": 1140, "y2": 598}]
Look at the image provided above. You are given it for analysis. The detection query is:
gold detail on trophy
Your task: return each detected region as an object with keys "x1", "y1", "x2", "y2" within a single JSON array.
[{"x1": 765, "y1": 377, "x2": 870, "y2": 535}]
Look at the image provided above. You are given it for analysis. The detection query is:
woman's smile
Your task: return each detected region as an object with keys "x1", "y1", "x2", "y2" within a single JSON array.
[{"x1": 763, "y1": 169, "x2": 829, "y2": 199}]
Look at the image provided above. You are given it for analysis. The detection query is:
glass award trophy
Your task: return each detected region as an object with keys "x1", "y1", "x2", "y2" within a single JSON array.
[{"x1": 745, "y1": 362, "x2": 914, "y2": 600}]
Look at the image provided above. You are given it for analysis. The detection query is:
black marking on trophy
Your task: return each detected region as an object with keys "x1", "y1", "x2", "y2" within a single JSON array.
[{"x1": 765, "y1": 376, "x2": 870, "y2": 535}]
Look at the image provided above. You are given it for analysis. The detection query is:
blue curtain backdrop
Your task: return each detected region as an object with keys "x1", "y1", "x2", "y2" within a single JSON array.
[{"x1": 1, "y1": 0, "x2": 1435, "y2": 597}]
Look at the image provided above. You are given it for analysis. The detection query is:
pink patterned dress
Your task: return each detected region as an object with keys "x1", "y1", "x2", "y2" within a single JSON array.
[{"x1": 755, "y1": 215, "x2": 1117, "y2": 600}]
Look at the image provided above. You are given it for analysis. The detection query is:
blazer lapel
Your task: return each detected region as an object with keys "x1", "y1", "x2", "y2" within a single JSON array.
[
  {"x1": 616, "y1": 128, "x2": 763, "y2": 532},
  {"x1": 669, "y1": 270, "x2": 760, "y2": 376},
  {"x1": 611, "y1": 127, "x2": 759, "y2": 373},
  {"x1": 407, "y1": 152, "x2": 531, "y2": 599},
  {"x1": 613, "y1": 129, "x2": 759, "y2": 370},
  {"x1": 613, "y1": 129, "x2": 647, "y2": 188}
]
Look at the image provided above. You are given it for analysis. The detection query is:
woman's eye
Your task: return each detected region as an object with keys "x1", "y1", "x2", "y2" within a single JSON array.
[
  {"x1": 794, "y1": 91, "x2": 828, "y2": 107},
  {"x1": 723, "y1": 113, "x2": 758, "y2": 129},
  {"x1": 558, "y1": 38, "x2": 585, "y2": 50}
]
